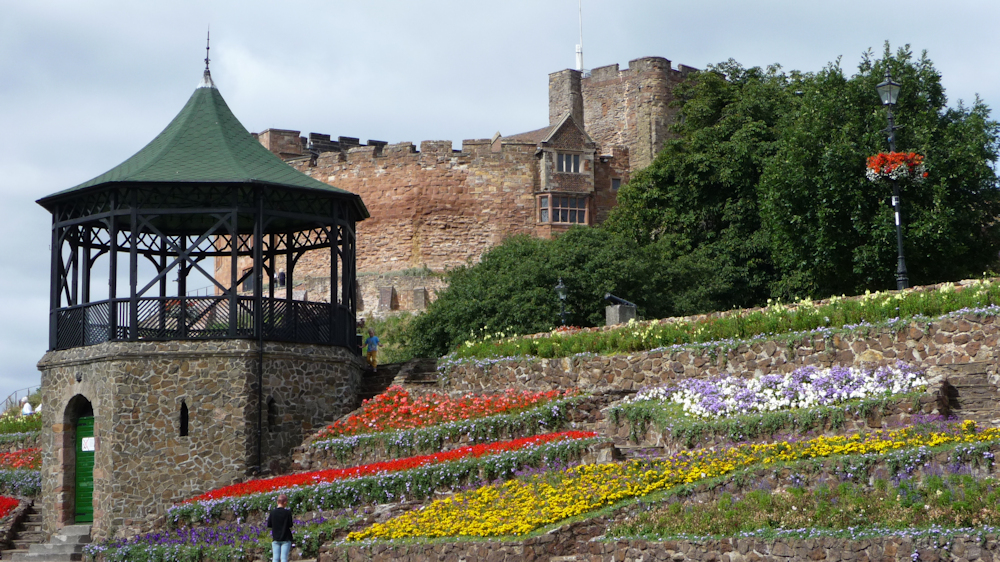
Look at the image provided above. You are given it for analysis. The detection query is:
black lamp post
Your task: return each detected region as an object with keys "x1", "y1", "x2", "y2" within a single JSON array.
[
  {"x1": 554, "y1": 278, "x2": 568, "y2": 326},
  {"x1": 876, "y1": 68, "x2": 910, "y2": 290}
]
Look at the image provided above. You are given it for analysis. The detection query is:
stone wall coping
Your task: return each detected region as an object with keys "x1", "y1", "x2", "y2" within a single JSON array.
[{"x1": 37, "y1": 340, "x2": 362, "y2": 370}]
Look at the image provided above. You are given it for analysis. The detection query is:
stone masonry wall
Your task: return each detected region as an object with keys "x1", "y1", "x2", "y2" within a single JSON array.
[
  {"x1": 582, "y1": 56, "x2": 697, "y2": 170},
  {"x1": 291, "y1": 140, "x2": 541, "y2": 275},
  {"x1": 438, "y1": 314, "x2": 1000, "y2": 394},
  {"x1": 325, "y1": 534, "x2": 1000, "y2": 562},
  {"x1": 37, "y1": 340, "x2": 363, "y2": 541}
]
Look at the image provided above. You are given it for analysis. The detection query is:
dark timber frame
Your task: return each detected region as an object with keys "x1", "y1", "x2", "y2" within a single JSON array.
[{"x1": 43, "y1": 183, "x2": 360, "y2": 352}]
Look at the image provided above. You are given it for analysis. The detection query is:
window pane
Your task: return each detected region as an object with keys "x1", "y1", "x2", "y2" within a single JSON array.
[
  {"x1": 540, "y1": 209, "x2": 549, "y2": 222},
  {"x1": 573, "y1": 154, "x2": 580, "y2": 173},
  {"x1": 540, "y1": 196, "x2": 548, "y2": 207},
  {"x1": 556, "y1": 154, "x2": 563, "y2": 172},
  {"x1": 569, "y1": 210, "x2": 577, "y2": 223},
  {"x1": 561, "y1": 197, "x2": 568, "y2": 208},
  {"x1": 569, "y1": 198, "x2": 576, "y2": 209},
  {"x1": 561, "y1": 209, "x2": 568, "y2": 222},
  {"x1": 612, "y1": 178, "x2": 621, "y2": 191}
]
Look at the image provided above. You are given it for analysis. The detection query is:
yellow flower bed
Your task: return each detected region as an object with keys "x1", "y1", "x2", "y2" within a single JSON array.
[{"x1": 348, "y1": 421, "x2": 998, "y2": 540}]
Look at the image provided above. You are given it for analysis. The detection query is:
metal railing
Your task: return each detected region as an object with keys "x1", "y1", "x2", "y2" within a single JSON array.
[
  {"x1": 1, "y1": 386, "x2": 39, "y2": 415},
  {"x1": 54, "y1": 296, "x2": 357, "y2": 351}
]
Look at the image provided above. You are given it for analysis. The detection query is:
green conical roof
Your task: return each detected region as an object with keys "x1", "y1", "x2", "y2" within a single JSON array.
[{"x1": 40, "y1": 72, "x2": 368, "y2": 218}]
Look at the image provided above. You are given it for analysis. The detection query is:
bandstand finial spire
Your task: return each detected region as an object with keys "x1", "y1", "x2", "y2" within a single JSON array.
[{"x1": 200, "y1": 28, "x2": 216, "y2": 89}]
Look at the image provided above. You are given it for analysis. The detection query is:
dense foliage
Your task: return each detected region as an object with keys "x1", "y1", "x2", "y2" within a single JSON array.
[
  {"x1": 409, "y1": 229, "x2": 714, "y2": 357},
  {"x1": 607, "y1": 44, "x2": 1000, "y2": 302}
]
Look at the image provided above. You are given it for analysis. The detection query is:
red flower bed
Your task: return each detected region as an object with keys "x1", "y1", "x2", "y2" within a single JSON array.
[
  {"x1": 0, "y1": 496, "x2": 18, "y2": 518},
  {"x1": 0, "y1": 449, "x2": 40, "y2": 470},
  {"x1": 314, "y1": 386, "x2": 575, "y2": 439},
  {"x1": 188, "y1": 430, "x2": 596, "y2": 502}
]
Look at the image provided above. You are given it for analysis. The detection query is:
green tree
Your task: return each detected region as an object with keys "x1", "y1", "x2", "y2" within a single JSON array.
[
  {"x1": 760, "y1": 45, "x2": 1000, "y2": 297},
  {"x1": 409, "y1": 228, "x2": 716, "y2": 358},
  {"x1": 606, "y1": 45, "x2": 1000, "y2": 303},
  {"x1": 603, "y1": 60, "x2": 791, "y2": 308}
]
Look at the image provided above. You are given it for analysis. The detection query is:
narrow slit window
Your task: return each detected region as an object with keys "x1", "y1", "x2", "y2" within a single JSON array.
[{"x1": 179, "y1": 400, "x2": 189, "y2": 437}]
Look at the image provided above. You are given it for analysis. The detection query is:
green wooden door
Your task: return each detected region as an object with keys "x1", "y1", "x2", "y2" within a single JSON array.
[{"x1": 74, "y1": 416, "x2": 94, "y2": 523}]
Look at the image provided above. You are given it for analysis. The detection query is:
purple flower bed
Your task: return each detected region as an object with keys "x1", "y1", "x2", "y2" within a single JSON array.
[{"x1": 624, "y1": 363, "x2": 927, "y2": 419}]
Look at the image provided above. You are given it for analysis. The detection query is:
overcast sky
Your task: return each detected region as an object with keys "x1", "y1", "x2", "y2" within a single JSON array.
[{"x1": 1, "y1": 0, "x2": 998, "y2": 403}]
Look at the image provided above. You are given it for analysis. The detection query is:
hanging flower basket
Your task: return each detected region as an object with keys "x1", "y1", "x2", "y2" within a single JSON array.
[{"x1": 866, "y1": 152, "x2": 928, "y2": 182}]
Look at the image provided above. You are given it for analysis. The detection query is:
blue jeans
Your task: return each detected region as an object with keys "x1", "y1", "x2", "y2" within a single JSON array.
[{"x1": 271, "y1": 540, "x2": 291, "y2": 562}]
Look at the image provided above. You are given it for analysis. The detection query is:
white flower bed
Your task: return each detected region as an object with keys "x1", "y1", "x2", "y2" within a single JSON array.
[{"x1": 625, "y1": 363, "x2": 927, "y2": 419}]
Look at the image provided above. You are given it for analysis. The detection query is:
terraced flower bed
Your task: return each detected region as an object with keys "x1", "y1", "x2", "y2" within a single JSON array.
[
  {"x1": 348, "y1": 420, "x2": 1000, "y2": 540},
  {"x1": 85, "y1": 514, "x2": 356, "y2": 562},
  {"x1": 304, "y1": 394, "x2": 588, "y2": 466},
  {"x1": 314, "y1": 386, "x2": 573, "y2": 439},
  {"x1": 0, "y1": 495, "x2": 19, "y2": 518},
  {"x1": 608, "y1": 363, "x2": 930, "y2": 449},
  {"x1": 169, "y1": 430, "x2": 602, "y2": 526},
  {"x1": 611, "y1": 472, "x2": 1000, "y2": 540},
  {"x1": 446, "y1": 279, "x2": 1000, "y2": 361},
  {"x1": 0, "y1": 448, "x2": 40, "y2": 470}
]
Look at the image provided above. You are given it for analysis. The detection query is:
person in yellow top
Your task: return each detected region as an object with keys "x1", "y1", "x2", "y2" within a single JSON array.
[{"x1": 364, "y1": 328, "x2": 380, "y2": 372}]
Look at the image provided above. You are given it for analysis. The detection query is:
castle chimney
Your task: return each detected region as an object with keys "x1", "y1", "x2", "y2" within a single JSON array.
[{"x1": 548, "y1": 69, "x2": 584, "y2": 126}]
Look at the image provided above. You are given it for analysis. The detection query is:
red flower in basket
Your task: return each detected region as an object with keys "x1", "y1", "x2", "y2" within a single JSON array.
[{"x1": 866, "y1": 152, "x2": 927, "y2": 182}]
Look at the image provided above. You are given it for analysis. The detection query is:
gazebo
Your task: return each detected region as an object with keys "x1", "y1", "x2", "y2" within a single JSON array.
[
  {"x1": 35, "y1": 62, "x2": 368, "y2": 540},
  {"x1": 38, "y1": 69, "x2": 368, "y2": 351}
]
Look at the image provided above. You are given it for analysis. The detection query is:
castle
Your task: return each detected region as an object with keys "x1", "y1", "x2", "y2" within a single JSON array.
[{"x1": 219, "y1": 57, "x2": 697, "y2": 314}]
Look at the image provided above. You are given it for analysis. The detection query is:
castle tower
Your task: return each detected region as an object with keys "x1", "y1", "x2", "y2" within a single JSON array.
[
  {"x1": 574, "y1": 56, "x2": 698, "y2": 171},
  {"x1": 35, "y1": 65, "x2": 368, "y2": 540}
]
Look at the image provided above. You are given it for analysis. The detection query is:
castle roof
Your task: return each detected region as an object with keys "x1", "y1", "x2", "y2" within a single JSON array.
[
  {"x1": 38, "y1": 70, "x2": 368, "y2": 219},
  {"x1": 501, "y1": 113, "x2": 594, "y2": 147}
]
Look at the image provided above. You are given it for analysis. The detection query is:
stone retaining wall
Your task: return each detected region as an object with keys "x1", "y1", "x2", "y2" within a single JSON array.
[
  {"x1": 325, "y1": 535, "x2": 999, "y2": 562},
  {"x1": 0, "y1": 433, "x2": 40, "y2": 454},
  {"x1": 439, "y1": 314, "x2": 1000, "y2": 394}
]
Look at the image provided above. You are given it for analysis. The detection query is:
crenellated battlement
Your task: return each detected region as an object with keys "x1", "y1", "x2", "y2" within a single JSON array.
[
  {"x1": 586, "y1": 56, "x2": 698, "y2": 84},
  {"x1": 257, "y1": 130, "x2": 559, "y2": 166}
]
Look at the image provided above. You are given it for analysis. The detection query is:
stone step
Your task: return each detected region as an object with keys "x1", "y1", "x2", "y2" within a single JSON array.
[
  {"x1": 614, "y1": 445, "x2": 664, "y2": 460},
  {"x1": 13, "y1": 534, "x2": 46, "y2": 547},
  {"x1": 11, "y1": 546, "x2": 85, "y2": 561},
  {"x1": 10, "y1": 554, "x2": 83, "y2": 562}
]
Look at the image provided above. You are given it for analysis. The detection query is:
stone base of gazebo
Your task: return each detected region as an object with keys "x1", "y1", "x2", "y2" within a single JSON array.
[{"x1": 36, "y1": 340, "x2": 364, "y2": 540}]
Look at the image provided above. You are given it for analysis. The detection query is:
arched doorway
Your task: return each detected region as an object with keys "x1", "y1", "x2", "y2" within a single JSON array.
[{"x1": 64, "y1": 395, "x2": 94, "y2": 524}]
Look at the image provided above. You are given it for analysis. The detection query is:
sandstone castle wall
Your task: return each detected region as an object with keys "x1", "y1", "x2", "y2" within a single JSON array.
[{"x1": 221, "y1": 57, "x2": 695, "y2": 315}]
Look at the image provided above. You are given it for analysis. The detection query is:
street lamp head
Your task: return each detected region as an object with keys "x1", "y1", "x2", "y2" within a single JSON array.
[
  {"x1": 876, "y1": 68, "x2": 901, "y2": 106},
  {"x1": 554, "y1": 278, "x2": 568, "y2": 301}
]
